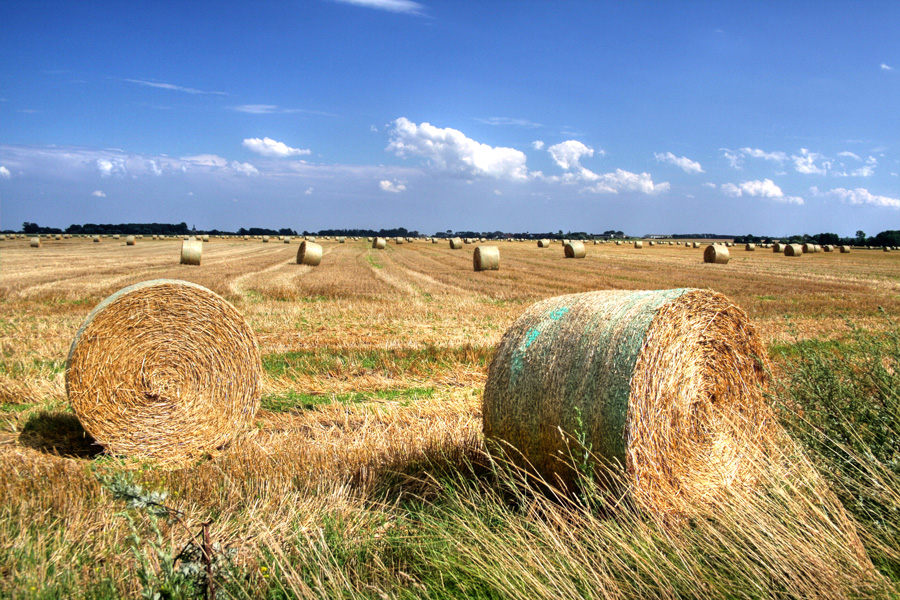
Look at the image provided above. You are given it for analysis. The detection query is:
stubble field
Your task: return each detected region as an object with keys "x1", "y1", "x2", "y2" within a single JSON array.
[{"x1": 1, "y1": 236, "x2": 899, "y2": 598}]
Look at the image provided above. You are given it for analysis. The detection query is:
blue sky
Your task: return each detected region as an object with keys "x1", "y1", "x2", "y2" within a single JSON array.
[{"x1": 2, "y1": 0, "x2": 898, "y2": 236}]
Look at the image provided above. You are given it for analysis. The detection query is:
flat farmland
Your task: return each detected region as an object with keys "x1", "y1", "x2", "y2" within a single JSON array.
[{"x1": 1, "y1": 236, "x2": 899, "y2": 598}]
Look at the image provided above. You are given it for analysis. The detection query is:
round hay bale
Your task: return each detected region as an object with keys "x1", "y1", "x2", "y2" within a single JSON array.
[
  {"x1": 703, "y1": 244, "x2": 730, "y2": 264},
  {"x1": 773, "y1": 243, "x2": 784, "y2": 253},
  {"x1": 634, "y1": 241, "x2": 643, "y2": 249},
  {"x1": 840, "y1": 245, "x2": 851, "y2": 253},
  {"x1": 395, "y1": 237, "x2": 404, "y2": 245},
  {"x1": 297, "y1": 241, "x2": 323, "y2": 266},
  {"x1": 802, "y1": 243, "x2": 815, "y2": 253},
  {"x1": 884, "y1": 246, "x2": 891, "y2": 252},
  {"x1": 372, "y1": 237, "x2": 387, "y2": 249},
  {"x1": 564, "y1": 240, "x2": 586, "y2": 258},
  {"x1": 784, "y1": 244, "x2": 803, "y2": 257},
  {"x1": 262, "y1": 236, "x2": 270, "y2": 243},
  {"x1": 473, "y1": 245, "x2": 500, "y2": 271},
  {"x1": 93, "y1": 235, "x2": 101, "y2": 243},
  {"x1": 432, "y1": 238, "x2": 439, "y2": 244},
  {"x1": 823, "y1": 244, "x2": 834, "y2": 252},
  {"x1": 537, "y1": 239, "x2": 550, "y2": 248},
  {"x1": 202, "y1": 235, "x2": 210, "y2": 243},
  {"x1": 30, "y1": 237, "x2": 41, "y2": 248},
  {"x1": 66, "y1": 279, "x2": 261, "y2": 467},
  {"x1": 449, "y1": 237, "x2": 463, "y2": 249},
  {"x1": 283, "y1": 236, "x2": 291, "y2": 244},
  {"x1": 126, "y1": 235, "x2": 136, "y2": 246},
  {"x1": 745, "y1": 243, "x2": 756, "y2": 251},
  {"x1": 483, "y1": 288, "x2": 772, "y2": 512},
  {"x1": 180, "y1": 239, "x2": 202, "y2": 265}
]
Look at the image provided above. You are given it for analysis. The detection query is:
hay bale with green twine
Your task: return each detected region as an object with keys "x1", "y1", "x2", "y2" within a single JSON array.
[
  {"x1": 298, "y1": 241, "x2": 323, "y2": 266},
  {"x1": 180, "y1": 239, "x2": 202, "y2": 265},
  {"x1": 483, "y1": 288, "x2": 773, "y2": 512},
  {"x1": 372, "y1": 237, "x2": 387, "y2": 249},
  {"x1": 704, "y1": 244, "x2": 730, "y2": 264},
  {"x1": 473, "y1": 245, "x2": 500, "y2": 271},
  {"x1": 65, "y1": 279, "x2": 261, "y2": 468},
  {"x1": 564, "y1": 240, "x2": 586, "y2": 258}
]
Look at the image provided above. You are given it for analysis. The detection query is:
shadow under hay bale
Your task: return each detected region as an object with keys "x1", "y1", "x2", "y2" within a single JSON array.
[
  {"x1": 19, "y1": 411, "x2": 103, "y2": 458},
  {"x1": 65, "y1": 279, "x2": 261, "y2": 468},
  {"x1": 483, "y1": 288, "x2": 774, "y2": 514}
]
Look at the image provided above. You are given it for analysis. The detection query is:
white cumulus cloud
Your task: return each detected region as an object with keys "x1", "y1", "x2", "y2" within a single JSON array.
[
  {"x1": 96, "y1": 158, "x2": 127, "y2": 178},
  {"x1": 230, "y1": 161, "x2": 259, "y2": 176},
  {"x1": 654, "y1": 151, "x2": 704, "y2": 174},
  {"x1": 827, "y1": 187, "x2": 899, "y2": 208},
  {"x1": 586, "y1": 169, "x2": 670, "y2": 195},
  {"x1": 379, "y1": 179, "x2": 406, "y2": 193},
  {"x1": 0, "y1": 166, "x2": 10, "y2": 178},
  {"x1": 532, "y1": 140, "x2": 545, "y2": 150},
  {"x1": 721, "y1": 178, "x2": 803, "y2": 204},
  {"x1": 91, "y1": 190, "x2": 106, "y2": 197},
  {"x1": 548, "y1": 140, "x2": 594, "y2": 170},
  {"x1": 387, "y1": 117, "x2": 530, "y2": 180},
  {"x1": 243, "y1": 137, "x2": 311, "y2": 158},
  {"x1": 792, "y1": 148, "x2": 830, "y2": 175}
]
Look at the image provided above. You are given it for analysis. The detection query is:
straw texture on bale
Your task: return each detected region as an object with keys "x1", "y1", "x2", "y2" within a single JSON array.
[
  {"x1": 65, "y1": 279, "x2": 261, "y2": 467},
  {"x1": 538, "y1": 239, "x2": 550, "y2": 248},
  {"x1": 449, "y1": 237, "x2": 463, "y2": 249},
  {"x1": 483, "y1": 288, "x2": 772, "y2": 512},
  {"x1": 704, "y1": 244, "x2": 730, "y2": 264},
  {"x1": 297, "y1": 241, "x2": 323, "y2": 266},
  {"x1": 180, "y1": 239, "x2": 202, "y2": 265},
  {"x1": 372, "y1": 237, "x2": 387, "y2": 249},
  {"x1": 784, "y1": 244, "x2": 803, "y2": 257},
  {"x1": 773, "y1": 243, "x2": 784, "y2": 253},
  {"x1": 473, "y1": 245, "x2": 500, "y2": 271},
  {"x1": 564, "y1": 240, "x2": 586, "y2": 258}
]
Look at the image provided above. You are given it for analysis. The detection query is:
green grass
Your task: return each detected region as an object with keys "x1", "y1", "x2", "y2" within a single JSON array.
[
  {"x1": 262, "y1": 344, "x2": 495, "y2": 380},
  {"x1": 261, "y1": 387, "x2": 436, "y2": 412}
]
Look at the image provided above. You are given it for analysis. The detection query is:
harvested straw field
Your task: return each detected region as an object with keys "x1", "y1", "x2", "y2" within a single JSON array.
[{"x1": 1, "y1": 235, "x2": 899, "y2": 598}]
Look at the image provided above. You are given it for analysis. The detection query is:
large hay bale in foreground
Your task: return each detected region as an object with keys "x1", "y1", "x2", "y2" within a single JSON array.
[
  {"x1": 180, "y1": 239, "x2": 202, "y2": 265},
  {"x1": 564, "y1": 240, "x2": 586, "y2": 258},
  {"x1": 704, "y1": 244, "x2": 730, "y2": 264},
  {"x1": 483, "y1": 289, "x2": 772, "y2": 512},
  {"x1": 65, "y1": 280, "x2": 261, "y2": 467},
  {"x1": 473, "y1": 245, "x2": 500, "y2": 271},
  {"x1": 449, "y1": 237, "x2": 463, "y2": 249},
  {"x1": 297, "y1": 241, "x2": 323, "y2": 266},
  {"x1": 785, "y1": 244, "x2": 803, "y2": 257},
  {"x1": 372, "y1": 237, "x2": 387, "y2": 249}
]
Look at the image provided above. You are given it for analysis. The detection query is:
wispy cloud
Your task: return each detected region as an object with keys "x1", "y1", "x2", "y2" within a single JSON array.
[
  {"x1": 0, "y1": 166, "x2": 10, "y2": 179},
  {"x1": 741, "y1": 147, "x2": 789, "y2": 163},
  {"x1": 881, "y1": 63, "x2": 894, "y2": 71},
  {"x1": 231, "y1": 104, "x2": 337, "y2": 116},
  {"x1": 332, "y1": 0, "x2": 424, "y2": 14},
  {"x1": 243, "y1": 137, "x2": 311, "y2": 158},
  {"x1": 91, "y1": 190, "x2": 106, "y2": 197},
  {"x1": 654, "y1": 151, "x2": 704, "y2": 174},
  {"x1": 379, "y1": 179, "x2": 407, "y2": 192},
  {"x1": 124, "y1": 79, "x2": 228, "y2": 96},
  {"x1": 825, "y1": 187, "x2": 899, "y2": 208},
  {"x1": 474, "y1": 117, "x2": 543, "y2": 128}
]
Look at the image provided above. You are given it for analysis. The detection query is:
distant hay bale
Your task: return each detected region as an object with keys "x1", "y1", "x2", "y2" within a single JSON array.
[
  {"x1": 840, "y1": 245, "x2": 851, "y2": 253},
  {"x1": 262, "y1": 236, "x2": 270, "y2": 243},
  {"x1": 113, "y1": 235, "x2": 120, "y2": 240},
  {"x1": 283, "y1": 237, "x2": 291, "y2": 244},
  {"x1": 615, "y1": 240, "x2": 622, "y2": 246},
  {"x1": 745, "y1": 243, "x2": 756, "y2": 251},
  {"x1": 773, "y1": 243, "x2": 784, "y2": 253},
  {"x1": 692, "y1": 242, "x2": 701, "y2": 248},
  {"x1": 30, "y1": 237, "x2": 41, "y2": 248},
  {"x1": 432, "y1": 238, "x2": 439, "y2": 243},
  {"x1": 473, "y1": 245, "x2": 500, "y2": 271},
  {"x1": 634, "y1": 241, "x2": 643, "y2": 249},
  {"x1": 450, "y1": 237, "x2": 463, "y2": 249},
  {"x1": 65, "y1": 279, "x2": 261, "y2": 467},
  {"x1": 93, "y1": 235, "x2": 101, "y2": 243},
  {"x1": 704, "y1": 244, "x2": 730, "y2": 264},
  {"x1": 180, "y1": 239, "x2": 202, "y2": 265},
  {"x1": 648, "y1": 240, "x2": 656, "y2": 246},
  {"x1": 297, "y1": 241, "x2": 323, "y2": 266},
  {"x1": 395, "y1": 237, "x2": 404, "y2": 245},
  {"x1": 483, "y1": 288, "x2": 772, "y2": 512},
  {"x1": 372, "y1": 237, "x2": 387, "y2": 249},
  {"x1": 784, "y1": 244, "x2": 803, "y2": 257},
  {"x1": 338, "y1": 237, "x2": 346, "y2": 243},
  {"x1": 202, "y1": 235, "x2": 210, "y2": 243},
  {"x1": 564, "y1": 240, "x2": 586, "y2": 258},
  {"x1": 126, "y1": 236, "x2": 136, "y2": 246},
  {"x1": 537, "y1": 239, "x2": 550, "y2": 248},
  {"x1": 884, "y1": 247, "x2": 892, "y2": 252},
  {"x1": 802, "y1": 243, "x2": 815, "y2": 253},
  {"x1": 823, "y1": 245, "x2": 834, "y2": 252}
]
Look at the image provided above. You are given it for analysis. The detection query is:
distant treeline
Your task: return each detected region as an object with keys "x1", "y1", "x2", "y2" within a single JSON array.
[{"x1": 8, "y1": 222, "x2": 900, "y2": 247}]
